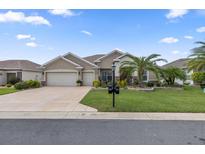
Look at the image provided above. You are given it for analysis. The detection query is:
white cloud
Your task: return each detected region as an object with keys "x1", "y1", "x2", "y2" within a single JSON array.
[
  {"x1": 160, "y1": 37, "x2": 179, "y2": 44},
  {"x1": 16, "y1": 34, "x2": 31, "y2": 40},
  {"x1": 26, "y1": 42, "x2": 37, "y2": 47},
  {"x1": 48, "y1": 9, "x2": 78, "y2": 17},
  {"x1": 24, "y1": 16, "x2": 50, "y2": 26},
  {"x1": 196, "y1": 27, "x2": 205, "y2": 33},
  {"x1": 184, "y1": 35, "x2": 193, "y2": 39},
  {"x1": 0, "y1": 11, "x2": 51, "y2": 26},
  {"x1": 81, "y1": 30, "x2": 92, "y2": 36},
  {"x1": 166, "y1": 9, "x2": 189, "y2": 19},
  {"x1": 172, "y1": 50, "x2": 180, "y2": 54},
  {"x1": 16, "y1": 34, "x2": 36, "y2": 41}
]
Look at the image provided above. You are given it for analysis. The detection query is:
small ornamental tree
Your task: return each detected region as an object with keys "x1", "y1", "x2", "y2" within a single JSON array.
[
  {"x1": 160, "y1": 67, "x2": 186, "y2": 86},
  {"x1": 191, "y1": 72, "x2": 205, "y2": 84}
]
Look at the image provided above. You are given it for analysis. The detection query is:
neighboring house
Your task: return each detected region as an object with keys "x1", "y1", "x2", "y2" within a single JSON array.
[
  {"x1": 0, "y1": 60, "x2": 43, "y2": 86},
  {"x1": 162, "y1": 58, "x2": 194, "y2": 85},
  {"x1": 41, "y1": 49, "x2": 150, "y2": 86}
]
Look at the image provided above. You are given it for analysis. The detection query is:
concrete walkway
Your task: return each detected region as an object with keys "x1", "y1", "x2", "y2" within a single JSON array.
[
  {"x1": 0, "y1": 87, "x2": 97, "y2": 112},
  {"x1": 0, "y1": 112, "x2": 205, "y2": 120}
]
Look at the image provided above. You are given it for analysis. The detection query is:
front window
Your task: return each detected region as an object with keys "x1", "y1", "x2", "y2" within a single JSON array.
[
  {"x1": 101, "y1": 71, "x2": 112, "y2": 82},
  {"x1": 7, "y1": 73, "x2": 16, "y2": 83}
]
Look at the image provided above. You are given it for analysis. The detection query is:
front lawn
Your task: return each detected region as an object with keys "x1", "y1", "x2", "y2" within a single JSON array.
[
  {"x1": 0, "y1": 88, "x2": 18, "y2": 95},
  {"x1": 80, "y1": 87, "x2": 205, "y2": 112}
]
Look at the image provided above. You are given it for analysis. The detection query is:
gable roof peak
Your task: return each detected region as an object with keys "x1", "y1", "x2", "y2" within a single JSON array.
[
  {"x1": 112, "y1": 48, "x2": 123, "y2": 52},
  {"x1": 114, "y1": 52, "x2": 135, "y2": 60},
  {"x1": 41, "y1": 55, "x2": 82, "y2": 68},
  {"x1": 94, "y1": 49, "x2": 124, "y2": 62},
  {"x1": 63, "y1": 51, "x2": 98, "y2": 68},
  {"x1": 83, "y1": 54, "x2": 105, "y2": 63}
]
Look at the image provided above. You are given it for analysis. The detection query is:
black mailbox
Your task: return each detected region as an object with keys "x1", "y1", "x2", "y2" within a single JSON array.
[
  {"x1": 115, "y1": 86, "x2": 120, "y2": 94},
  {"x1": 108, "y1": 85, "x2": 113, "y2": 94},
  {"x1": 108, "y1": 85, "x2": 120, "y2": 94}
]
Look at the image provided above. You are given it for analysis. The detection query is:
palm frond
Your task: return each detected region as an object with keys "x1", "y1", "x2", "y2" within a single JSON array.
[
  {"x1": 195, "y1": 41, "x2": 205, "y2": 46},
  {"x1": 145, "y1": 54, "x2": 161, "y2": 61},
  {"x1": 151, "y1": 58, "x2": 168, "y2": 63}
]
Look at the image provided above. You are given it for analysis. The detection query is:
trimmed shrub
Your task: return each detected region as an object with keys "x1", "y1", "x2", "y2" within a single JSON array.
[
  {"x1": 117, "y1": 80, "x2": 127, "y2": 88},
  {"x1": 8, "y1": 77, "x2": 21, "y2": 85},
  {"x1": 76, "y1": 80, "x2": 82, "y2": 86},
  {"x1": 14, "y1": 82, "x2": 29, "y2": 90},
  {"x1": 14, "y1": 80, "x2": 40, "y2": 90},
  {"x1": 31, "y1": 80, "x2": 40, "y2": 88},
  {"x1": 191, "y1": 72, "x2": 205, "y2": 84},
  {"x1": 25, "y1": 80, "x2": 41, "y2": 88},
  {"x1": 93, "y1": 80, "x2": 100, "y2": 88},
  {"x1": 156, "y1": 82, "x2": 161, "y2": 87},
  {"x1": 6, "y1": 83, "x2": 12, "y2": 88},
  {"x1": 100, "y1": 81, "x2": 107, "y2": 88},
  {"x1": 147, "y1": 81, "x2": 154, "y2": 87},
  {"x1": 145, "y1": 81, "x2": 161, "y2": 87}
]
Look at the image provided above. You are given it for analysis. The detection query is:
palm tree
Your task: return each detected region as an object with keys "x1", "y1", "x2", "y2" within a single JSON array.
[
  {"x1": 188, "y1": 41, "x2": 205, "y2": 71},
  {"x1": 120, "y1": 54, "x2": 167, "y2": 87},
  {"x1": 119, "y1": 66, "x2": 133, "y2": 80},
  {"x1": 160, "y1": 67, "x2": 186, "y2": 85}
]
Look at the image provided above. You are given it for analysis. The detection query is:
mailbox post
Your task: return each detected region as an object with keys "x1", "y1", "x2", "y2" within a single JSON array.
[
  {"x1": 112, "y1": 63, "x2": 116, "y2": 107},
  {"x1": 108, "y1": 61, "x2": 120, "y2": 108}
]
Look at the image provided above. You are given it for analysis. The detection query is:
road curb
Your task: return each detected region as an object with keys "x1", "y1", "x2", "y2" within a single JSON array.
[{"x1": 0, "y1": 112, "x2": 205, "y2": 120}]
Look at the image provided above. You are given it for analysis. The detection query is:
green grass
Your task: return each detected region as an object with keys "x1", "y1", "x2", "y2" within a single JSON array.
[
  {"x1": 81, "y1": 87, "x2": 205, "y2": 112},
  {"x1": 0, "y1": 88, "x2": 18, "y2": 95}
]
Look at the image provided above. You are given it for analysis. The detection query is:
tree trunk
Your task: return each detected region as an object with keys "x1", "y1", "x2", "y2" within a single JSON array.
[{"x1": 138, "y1": 73, "x2": 143, "y2": 87}]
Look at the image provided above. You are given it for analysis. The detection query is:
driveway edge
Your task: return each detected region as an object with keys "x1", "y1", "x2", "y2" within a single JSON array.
[{"x1": 0, "y1": 112, "x2": 205, "y2": 121}]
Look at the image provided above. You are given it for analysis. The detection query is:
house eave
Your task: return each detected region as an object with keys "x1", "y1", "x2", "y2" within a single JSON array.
[{"x1": 63, "y1": 52, "x2": 98, "y2": 68}]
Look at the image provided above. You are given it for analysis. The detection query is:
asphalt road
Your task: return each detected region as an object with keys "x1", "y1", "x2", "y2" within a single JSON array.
[{"x1": 0, "y1": 119, "x2": 205, "y2": 145}]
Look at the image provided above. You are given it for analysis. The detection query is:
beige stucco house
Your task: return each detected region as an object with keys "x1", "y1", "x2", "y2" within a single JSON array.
[
  {"x1": 41, "y1": 52, "x2": 99, "y2": 86},
  {"x1": 0, "y1": 60, "x2": 43, "y2": 86},
  {"x1": 41, "y1": 49, "x2": 151, "y2": 86}
]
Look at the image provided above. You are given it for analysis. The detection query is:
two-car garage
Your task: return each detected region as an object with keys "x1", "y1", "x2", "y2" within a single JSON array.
[
  {"x1": 47, "y1": 72, "x2": 78, "y2": 86},
  {"x1": 46, "y1": 71, "x2": 95, "y2": 86},
  {"x1": 43, "y1": 53, "x2": 98, "y2": 87}
]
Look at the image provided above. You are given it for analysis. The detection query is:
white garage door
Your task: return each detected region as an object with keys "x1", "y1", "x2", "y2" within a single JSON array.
[
  {"x1": 83, "y1": 72, "x2": 95, "y2": 86},
  {"x1": 47, "y1": 72, "x2": 77, "y2": 86}
]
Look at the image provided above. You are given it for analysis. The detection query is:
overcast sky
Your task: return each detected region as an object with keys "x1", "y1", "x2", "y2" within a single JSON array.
[{"x1": 0, "y1": 9, "x2": 205, "y2": 65}]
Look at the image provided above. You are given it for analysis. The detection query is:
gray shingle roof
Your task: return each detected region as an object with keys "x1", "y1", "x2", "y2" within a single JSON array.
[
  {"x1": 83, "y1": 54, "x2": 105, "y2": 63},
  {"x1": 162, "y1": 58, "x2": 190, "y2": 68},
  {"x1": 0, "y1": 60, "x2": 41, "y2": 71}
]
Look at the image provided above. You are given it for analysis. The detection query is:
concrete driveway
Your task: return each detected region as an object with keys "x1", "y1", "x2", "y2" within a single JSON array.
[{"x1": 0, "y1": 87, "x2": 97, "y2": 112}]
